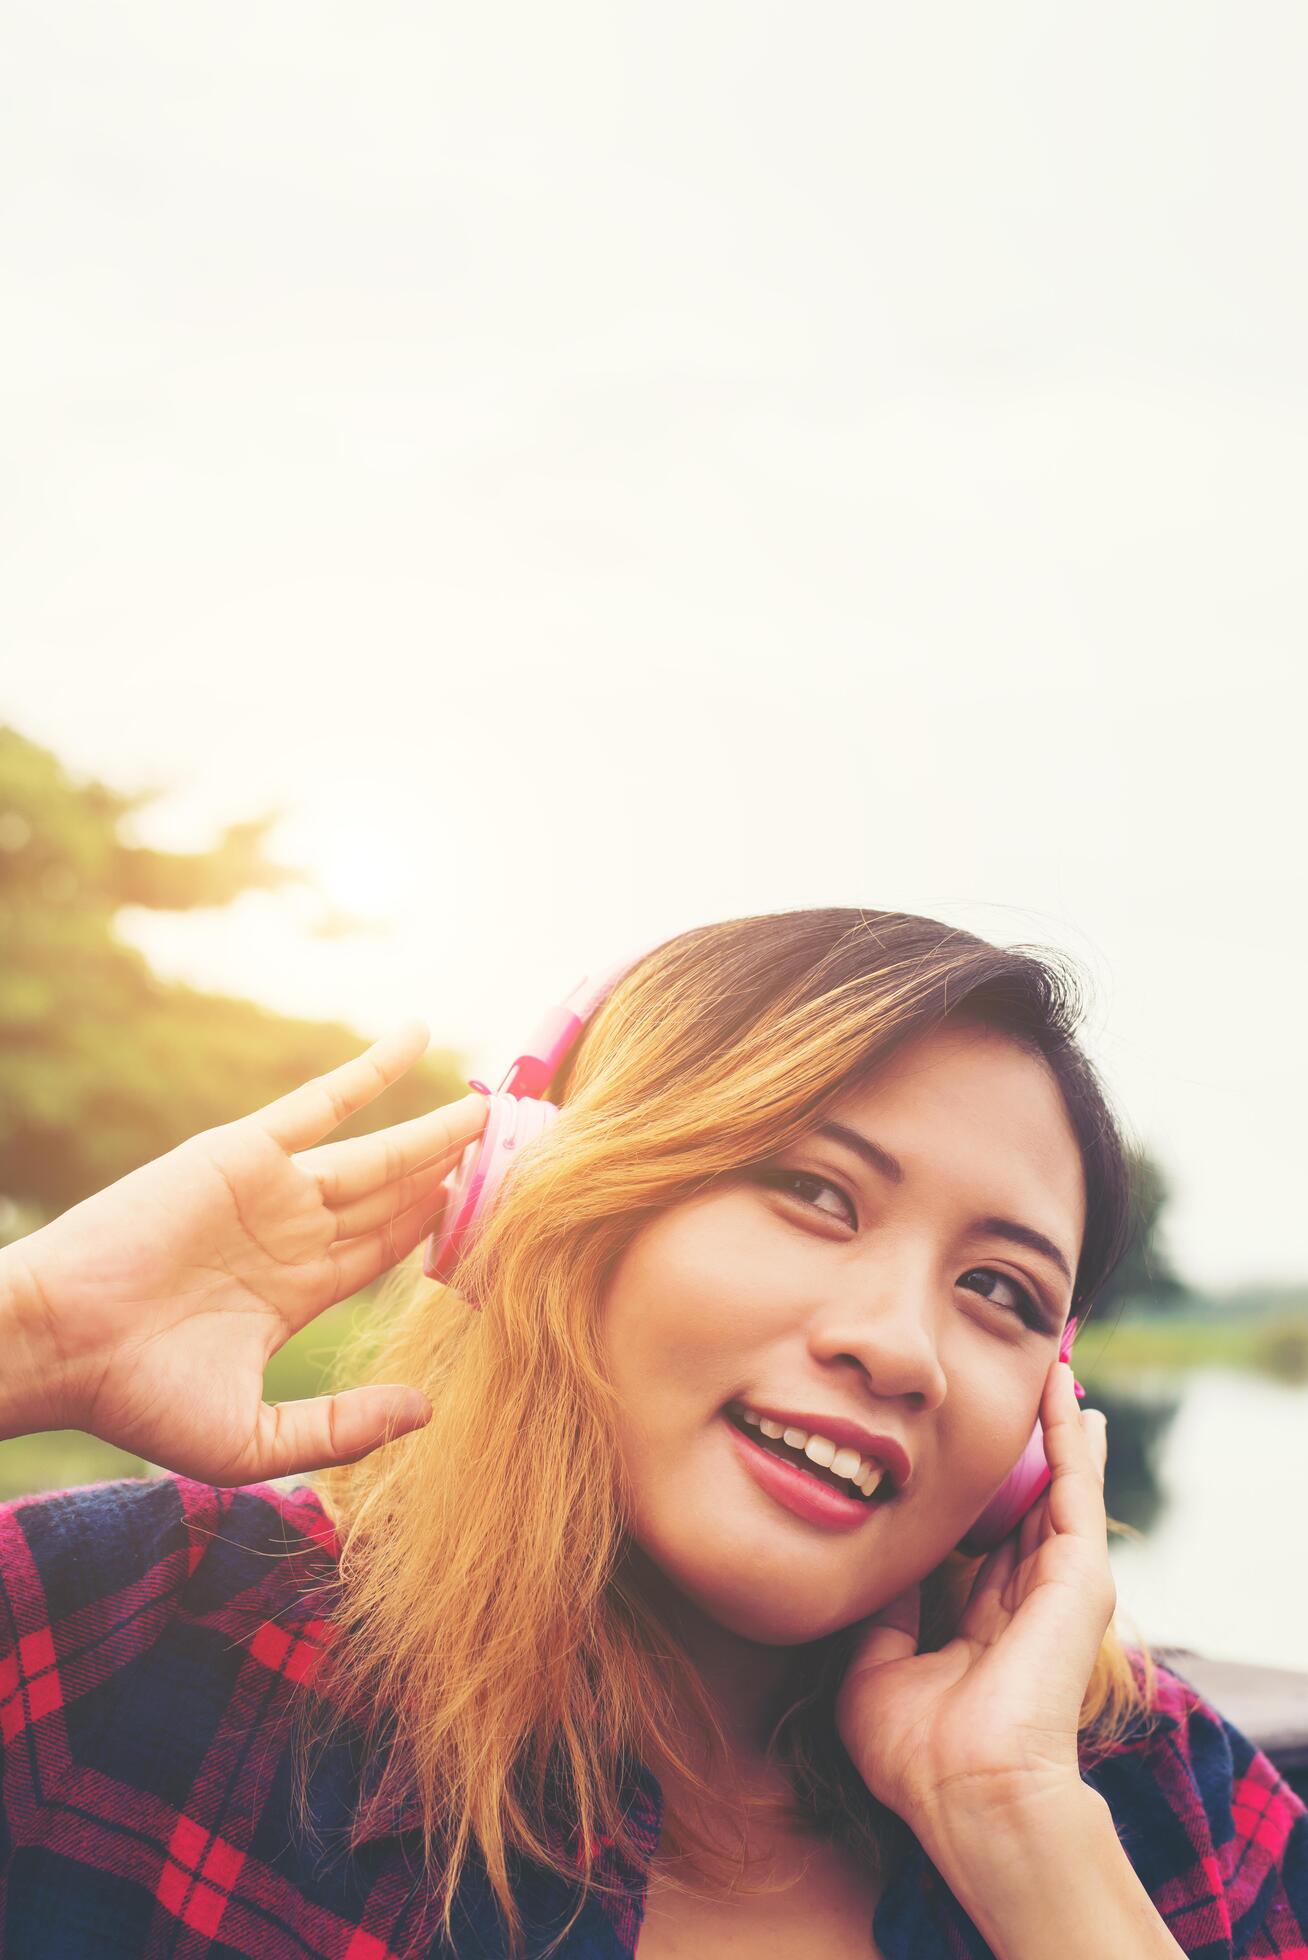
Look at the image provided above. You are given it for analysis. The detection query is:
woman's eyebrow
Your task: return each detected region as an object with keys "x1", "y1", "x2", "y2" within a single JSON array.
[
  {"x1": 816, "y1": 1121, "x2": 906, "y2": 1185},
  {"x1": 814, "y1": 1120, "x2": 1075, "y2": 1287}
]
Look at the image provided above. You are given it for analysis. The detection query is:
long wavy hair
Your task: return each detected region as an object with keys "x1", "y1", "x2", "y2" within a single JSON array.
[{"x1": 289, "y1": 908, "x2": 1159, "y2": 1959}]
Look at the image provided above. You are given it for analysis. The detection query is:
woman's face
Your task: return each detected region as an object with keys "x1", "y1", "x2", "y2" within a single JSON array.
[{"x1": 599, "y1": 1020, "x2": 1087, "y2": 1645}]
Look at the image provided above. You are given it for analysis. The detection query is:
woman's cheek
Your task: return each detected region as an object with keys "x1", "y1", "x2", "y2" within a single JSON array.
[
  {"x1": 628, "y1": 1202, "x2": 797, "y2": 1349},
  {"x1": 955, "y1": 1382, "x2": 1046, "y2": 1507},
  {"x1": 684, "y1": 1200, "x2": 816, "y2": 1315}
]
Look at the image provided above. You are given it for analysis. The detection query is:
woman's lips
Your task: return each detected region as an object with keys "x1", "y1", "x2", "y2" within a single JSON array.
[{"x1": 722, "y1": 1412, "x2": 883, "y2": 1531}]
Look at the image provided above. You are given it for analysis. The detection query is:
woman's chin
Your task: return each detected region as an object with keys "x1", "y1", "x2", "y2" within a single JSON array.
[
  {"x1": 646, "y1": 1549, "x2": 869, "y2": 1646},
  {"x1": 705, "y1": 1592, "x2": 849, "y2": 1646}
]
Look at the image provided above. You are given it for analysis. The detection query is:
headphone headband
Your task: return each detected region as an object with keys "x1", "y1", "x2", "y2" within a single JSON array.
[
  {"x1": 496, "y1": 956, "x2": 640, "y2": 1098},
  {"x1": 421, "y1": 944, "x2": 657, "y2": 1280}
]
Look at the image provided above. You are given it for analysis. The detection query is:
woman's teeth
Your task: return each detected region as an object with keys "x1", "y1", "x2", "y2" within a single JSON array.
[{"x1": 735, "y1": 1407, "x2": 886, "y2": 1499}]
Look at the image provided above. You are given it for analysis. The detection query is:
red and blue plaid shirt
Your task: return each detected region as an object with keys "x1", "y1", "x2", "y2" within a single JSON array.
[{"x1": 2, "y1": 1471, "x2": 1305, "y2": 1957}]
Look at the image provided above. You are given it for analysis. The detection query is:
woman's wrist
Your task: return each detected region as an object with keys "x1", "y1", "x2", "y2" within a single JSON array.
[
  {"x1": 909, "y1": 1779, "x2": 1186, "y2": 1960},
  {"x1": 909, "y1": 1770, "x2": 1101, "y2": 1888},
  {"x1": 0, "y1": 1234, "x2": 71, "y2": 1441}
]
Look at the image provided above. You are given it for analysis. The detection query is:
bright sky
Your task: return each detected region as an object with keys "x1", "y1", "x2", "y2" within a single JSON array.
[{"x1": 3, "y1": 4, "x2": 1305, "y2": 1291}]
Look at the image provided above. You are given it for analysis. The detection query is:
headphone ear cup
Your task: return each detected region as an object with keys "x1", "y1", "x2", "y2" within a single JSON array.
[{"x1": 423, "y1": 1094, "x2": 559, "y2": 1285}]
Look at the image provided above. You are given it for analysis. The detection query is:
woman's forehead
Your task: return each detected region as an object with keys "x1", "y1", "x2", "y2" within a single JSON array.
[
  {"x1": 829, "y1": 1019, "x2": 1062, "y2": 1113},
  {"x1": 819, "y1": 1025, "x2": 1087, "y2": 1235}
]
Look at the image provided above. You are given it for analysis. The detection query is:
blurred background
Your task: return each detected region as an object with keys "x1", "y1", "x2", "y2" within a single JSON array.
[{"x1": 2, "y1": 4, "x2": 1305, "y2": 1675}]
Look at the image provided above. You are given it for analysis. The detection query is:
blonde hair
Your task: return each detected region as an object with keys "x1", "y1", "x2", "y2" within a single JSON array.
[{"x1": 288, "y1": 909, "x2": 1159, "y2": 1959}]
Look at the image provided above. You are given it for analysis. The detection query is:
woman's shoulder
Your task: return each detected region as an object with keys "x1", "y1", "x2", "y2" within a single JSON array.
[
  {"x1": 0, "y1": 1478, "x2": 502, "y2": 1957},
  {"x1": 1085, "y1": 1647, "x2": 1308, "y2": 1954},
  {"x1": 0, "y1": 1471, "x2": 342, "y2": 1700}
]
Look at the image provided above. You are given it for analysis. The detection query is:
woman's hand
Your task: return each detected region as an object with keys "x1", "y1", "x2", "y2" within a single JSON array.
[
  {"x1": 3, "y1": 1022, "x2": 489, "y2": 1484},
  {"x1": 834, "y1": 1360, "x2": 1114, "y2": 1836}
]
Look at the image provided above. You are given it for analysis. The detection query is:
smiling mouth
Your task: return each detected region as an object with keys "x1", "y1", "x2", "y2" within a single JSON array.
[{"x1": 723, "y1": 1407, "x2": 891, "y2": 1504}]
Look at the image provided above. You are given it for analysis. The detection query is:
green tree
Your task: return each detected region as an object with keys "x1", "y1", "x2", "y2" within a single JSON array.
[
  {"x1": 0, "y1": 725, "x2": 466, "y2": 1233},
  {"x1": 1092, "y1": 1148, "x2": 1190, "y2": 1316}
]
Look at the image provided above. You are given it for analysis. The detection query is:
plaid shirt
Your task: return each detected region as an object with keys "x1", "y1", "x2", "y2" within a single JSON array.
[{"x1": 2, "y1": 1474, "x2": 1305, "y2": 1958}]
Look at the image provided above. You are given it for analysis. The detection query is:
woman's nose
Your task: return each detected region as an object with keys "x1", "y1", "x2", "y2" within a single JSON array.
[{"x1": 806, "y1": 1272, "x2": 949, "y2": 1409}]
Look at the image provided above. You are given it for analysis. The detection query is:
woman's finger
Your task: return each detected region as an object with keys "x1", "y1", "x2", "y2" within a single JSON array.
[
  {"x1": 846, "y1": 1583, "x2": 922, "y2": 1673},
  {"x1": 1042, "y1": 1364, "x2": 1110, "y2": 1544},
  {"x1": 1016, "y1": 1489, "x2": 1045, "y2": 1567},
  {"x1": 299, "y1": 1092, "x2": 489, "y2": 1204},
  {"x1": 258, "y1": 1021, "x2": 432, "y2": 1153},
  {"x1": 1086, "y1": 1408, "x2": 1108, "y2": 1476},
  {"x1": 959, "y1": 1533, "x2": 1019, "y2": 1641},
  {"x1": 254, "y1": 1381, "x2": 433, "y2": 1481},
  {"x1": 327, "y1": 1187, "x2": 449, "y2": 1300},
  {"x1": 328, "y1": 1165, "x2": 450, "y2": 1242}
]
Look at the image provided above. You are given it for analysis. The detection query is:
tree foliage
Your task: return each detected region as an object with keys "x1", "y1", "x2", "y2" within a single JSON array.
[
  {"x1": 1094, "y1": 1147, "x2": 1189, "y2": 1316},
  {"x1": 0, "y1": 726, "x2": 466, "y2": 1232}
]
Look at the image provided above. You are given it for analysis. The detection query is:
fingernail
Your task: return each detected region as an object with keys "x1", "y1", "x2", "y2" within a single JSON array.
[{"x1": 467, "y1": 1079, "x2": 492, "y2": 1096}]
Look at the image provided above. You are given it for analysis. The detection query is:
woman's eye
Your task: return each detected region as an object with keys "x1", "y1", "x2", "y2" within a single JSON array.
[
  {"x1": 754, "y1": 1168, "x2": 857, "y2": 1227},
  {"x1": 752, "y1": 1176, "x2": 1049, "y2": 1331},
  {"x1": 960, "y1": 1268, "x2": 1043, "y2": 1329}
]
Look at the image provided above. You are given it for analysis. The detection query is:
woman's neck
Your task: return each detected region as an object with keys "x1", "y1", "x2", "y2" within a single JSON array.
[{"x1": 625, "y1": 1550, "x2": 802, "y2": 1779}]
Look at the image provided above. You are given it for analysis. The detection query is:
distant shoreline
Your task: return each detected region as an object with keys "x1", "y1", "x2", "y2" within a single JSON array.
[{"x1": 1079, "y1": 1301, "x2": 1308, "y2": 1385}]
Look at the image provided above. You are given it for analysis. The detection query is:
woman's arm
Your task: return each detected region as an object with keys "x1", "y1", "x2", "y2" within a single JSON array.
[{"x1": 917, "y1": 1780, "x2": 1189, "y2": 1960}]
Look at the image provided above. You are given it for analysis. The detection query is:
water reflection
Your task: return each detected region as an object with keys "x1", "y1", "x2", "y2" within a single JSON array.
[
  {"x1": 1091, "y1": 1367, "x2": 1308, "y2": 1673},
  {"x1": 1094, "y1": 1383, "x2": 1181, "y2": 1537}
]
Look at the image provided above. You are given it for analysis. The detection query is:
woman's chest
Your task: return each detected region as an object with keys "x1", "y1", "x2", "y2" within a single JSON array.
[{"x1": 635, "y1": 1843, "x2": 886, "y2": 1959}]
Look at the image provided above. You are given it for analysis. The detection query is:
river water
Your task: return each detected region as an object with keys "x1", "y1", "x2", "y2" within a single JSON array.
[{"x1": 1098, "y1": 1367, "x2": 1308, "y2": 1672}]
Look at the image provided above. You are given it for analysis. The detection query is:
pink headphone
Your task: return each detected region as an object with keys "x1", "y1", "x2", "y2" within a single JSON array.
[
  {"x1": 423, "y1": 955, "x2": 1088, "y2": 1556},
  {"x1": 422, "y1": 954, "x2": 638, "y2": 1285}
]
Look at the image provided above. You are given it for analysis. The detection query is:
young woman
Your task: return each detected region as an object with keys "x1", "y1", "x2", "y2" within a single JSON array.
[{"x1": 1, "y1": 908, "x2": 1304, "y2": 1959}]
